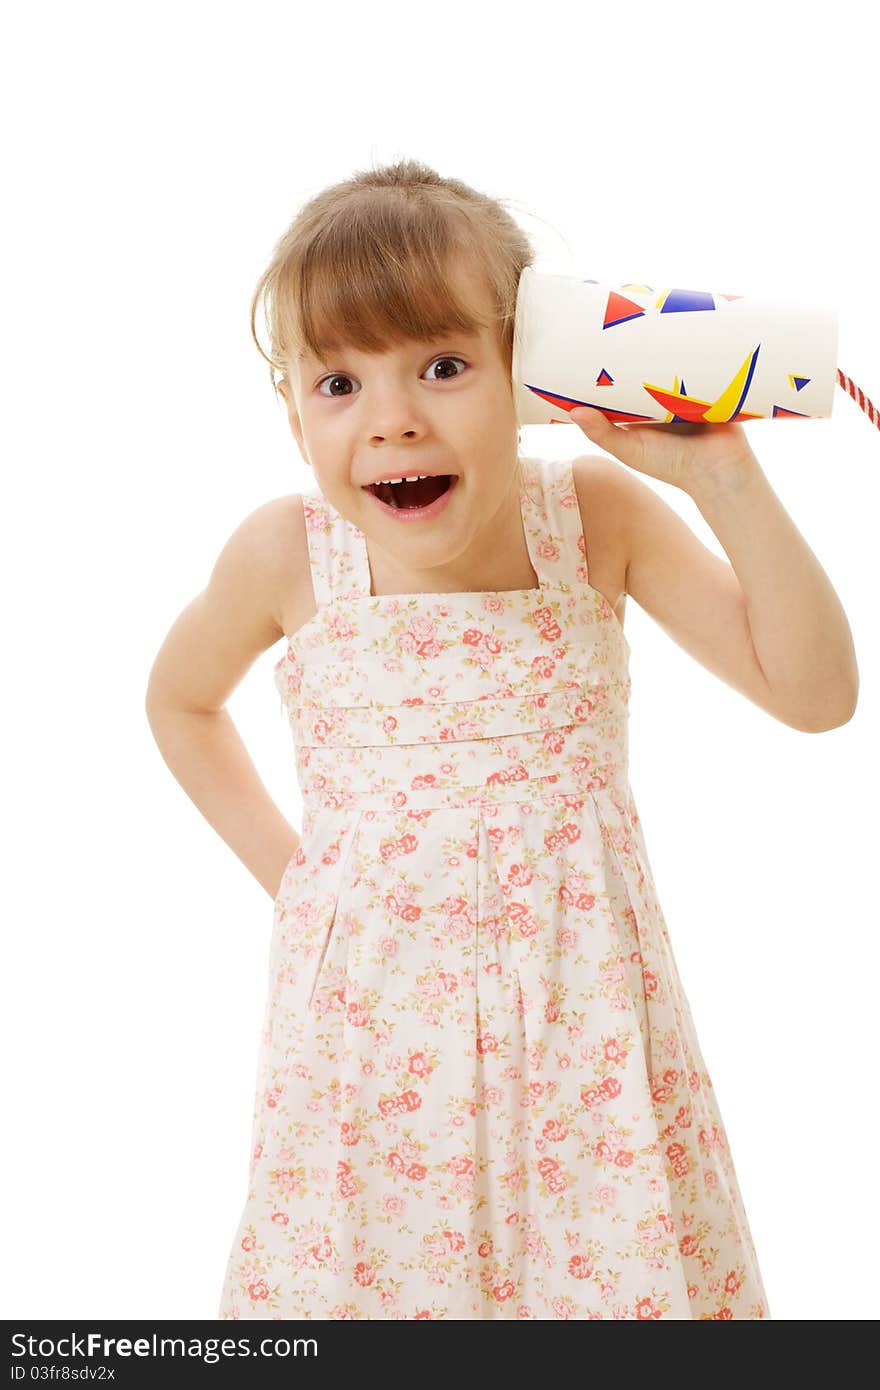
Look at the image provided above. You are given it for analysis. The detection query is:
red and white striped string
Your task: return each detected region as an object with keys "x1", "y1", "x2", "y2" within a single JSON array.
[{"x1": 837, "y1": 367, "x2": 879, "y2": 430}]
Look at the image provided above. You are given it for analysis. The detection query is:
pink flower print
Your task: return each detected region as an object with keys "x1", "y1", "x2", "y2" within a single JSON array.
[
  {"x1": 699, "y1": 1123, "x2": 726, "y2": 1154},
  {"x1": 337, "y1": 1162, "x2": 359, "y2": 1198},
  {"x1": 270, "y1": 1210, "x2": 289, "y2": 1226},
  {"x1": 666, "y1": 1142, "x2": 691, "y2": 1178},
  {"x1": 476, "y1": 1031, "x2": 499, "y2": 1055},
  {"x1": 339, "y1": 1122, "x2": 363, "y2": 1147},
  {"x1": 240, "y1": 1234, "x2": 256, "y2": 1252},
  {"x1": 507, "y1": 901, "x2": 538, "y2": 939},
  {"x1": 651, "y1": 1077, "x2": 675, "y2": 1105},
  {"x1": 326, "y1": 610, "x2": 356, "y2": 643},
  {"x1": 444, "y1": 898, "x2": 475, "y2": 943},
  {"x1": 400, "y1": 617, "x2": 444, "y2": 659},
  {"x1": 377, "y1": 1089, "x2": 422, "y2": 1118},
  {"x1": 382, "y1": 1193, "x2": 406, "y2": 1216},
  {"x1": 248, "y1": 1280, "x2": 270, "y2": 1302},
  {"x1": 274, "y1": 1167, "x2": 306, "y2": 1195},
  {"x1": 492, "y1": 1280, "x2": 516, "y2": 1303},
  {"x1": 264, "y1": 1084, "x2": 284, "y2": 1109},
  {"x1": 507, "y1": 862, "x2": 534, "y2": 887},
  {"x1": 534, "y1": 607, "x2": 562, "y2": 642},
  {"x1": 408, "y1": 1050, "x2": 434, "y2": 1078},
  {"x1": 354, "y1": 1261, "x2": 377, "y2": 1287},
  {"x1": 567, "y1": 1253, "x2": 594, "y2": 1280},
  {"x1": 311, "y1": 1236, "x2": 333, "y2": 1263},
  {"x1": 345, "y1": 999, "x2": 370, "y2": 1028},
  {"x1": 321, "y1": 840, "x2": 347, "y2": 869},
  {"x1": 603, "y1": 1037, "x2": 628, "y2": 1066},
  {"x1": 378, "y1": 935, "x2": 398, "y2": 956},
  {"x1": 594, "y1": 1184, "x2": 616, "y2": 1206},
  {"x1": 635, "y1": 1296, "x2": 662, "y2": 1320},
  {"x1": 531, "y1": 654, "x2": 557, "y2": 679},
  {"x1": 542, "y1": 1118, "x2": 569, "y2": 1142},
  {"x1": 600, "y1": 961, "x2": 626, "y2": 988},
  {"x1": 640, "y1": 1219, "x2": 667, "y2": 1250},
  {"x1": 536, "y1": 1157, "x2": 567, "y2": 1194},
  {"x1": 447, "y1": 1155, "x2": 474, "y2": 1177},
  {"x1": 536, "y1": 537, "x2": 561, "y2": 565},
  {"x1": 406, "y1": 1163, "x2": 427, "y2": 1181},
  {"x1": 442, "y1": 1228, "x2": 467, "y2": 1253},
  {"x1": 411, "y1": 774, "x2": 437, "y2": 792}
]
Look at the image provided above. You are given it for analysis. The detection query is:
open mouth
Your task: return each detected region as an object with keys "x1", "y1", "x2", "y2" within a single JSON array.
[{"x1": 365, "y1": 475, "x2": 455, "y2": 510}]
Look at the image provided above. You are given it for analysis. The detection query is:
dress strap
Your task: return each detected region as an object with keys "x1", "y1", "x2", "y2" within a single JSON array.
[
  {"x1": 300, "y1": 488, "x2": 372, "y2": 610},
  {"x1": 519, "y1": 454, "x2": 592, "y2": 594}
]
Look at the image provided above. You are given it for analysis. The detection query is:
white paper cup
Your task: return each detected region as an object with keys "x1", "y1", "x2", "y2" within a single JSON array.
[{"x1": 512, "y1": 267, "x2": 839, "y2": 427}]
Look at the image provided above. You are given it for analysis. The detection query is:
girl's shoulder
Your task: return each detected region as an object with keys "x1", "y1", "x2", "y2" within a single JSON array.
[{"x1": 263, "y1": 493, "x2": 318, "y2": 642}]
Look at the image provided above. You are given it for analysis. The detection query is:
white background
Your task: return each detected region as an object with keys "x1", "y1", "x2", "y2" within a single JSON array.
[{"x1": 4, "y1": 0, "x2": 877, "y2": 1321}]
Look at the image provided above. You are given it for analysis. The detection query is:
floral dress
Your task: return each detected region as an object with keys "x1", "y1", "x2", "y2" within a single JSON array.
[{"x1": 217, "y1": 454, "x2": 769, "y2": 1320}]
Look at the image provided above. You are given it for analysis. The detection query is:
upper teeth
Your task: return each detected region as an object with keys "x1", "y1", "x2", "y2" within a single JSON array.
[{"x1": 375, "y1": 474, "x2": 434, "y2": 485}]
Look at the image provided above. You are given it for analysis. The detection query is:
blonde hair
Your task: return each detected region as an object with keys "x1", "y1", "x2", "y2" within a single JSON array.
[{"x1": 250, "y1": 158, "x2": 536, "y2": 401}]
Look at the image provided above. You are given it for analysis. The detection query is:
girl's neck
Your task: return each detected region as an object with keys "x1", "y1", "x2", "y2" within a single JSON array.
[{"x1": 365, "y1": 467, "x2": 539, "y2": 598}]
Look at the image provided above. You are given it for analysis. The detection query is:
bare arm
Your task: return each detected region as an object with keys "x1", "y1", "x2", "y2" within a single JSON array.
[
  {"x1": 145, "y1": 496, "x2": 303, "y2": 899},
  {"x1": 575, "y1": 454, "x2": 858, "y2": 732}
]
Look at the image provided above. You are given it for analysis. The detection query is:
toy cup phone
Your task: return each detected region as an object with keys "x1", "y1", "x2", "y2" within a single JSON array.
[{"x1": 511, "y1": 266, "x2": 840, "y2": 429}]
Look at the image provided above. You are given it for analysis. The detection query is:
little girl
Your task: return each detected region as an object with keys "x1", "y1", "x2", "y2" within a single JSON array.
[{"x1": 146, "y1": 159, "x2": 858, "y2": 1321}]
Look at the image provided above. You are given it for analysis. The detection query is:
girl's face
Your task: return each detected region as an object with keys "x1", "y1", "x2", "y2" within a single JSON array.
[{"x1": 278, "y1": 265, "x2": 523, "y2": 594}]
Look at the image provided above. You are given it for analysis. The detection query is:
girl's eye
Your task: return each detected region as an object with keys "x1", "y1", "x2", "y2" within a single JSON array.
[
  {"x1": 316, "y1": 355, "x2": 467, "y2": 397},
  {"x1": 424, "y1": 355, "x2": 467, "y2": 382}
]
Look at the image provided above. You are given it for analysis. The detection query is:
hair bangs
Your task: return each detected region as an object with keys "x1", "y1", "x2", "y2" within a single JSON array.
[{"x1": 291, "y1": 214, "x2": 498, "y2": 366}]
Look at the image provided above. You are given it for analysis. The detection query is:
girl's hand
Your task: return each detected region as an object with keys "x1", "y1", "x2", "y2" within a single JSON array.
[{"x1": 569, "y1": 407, "x2": 759, "y2": 494}]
